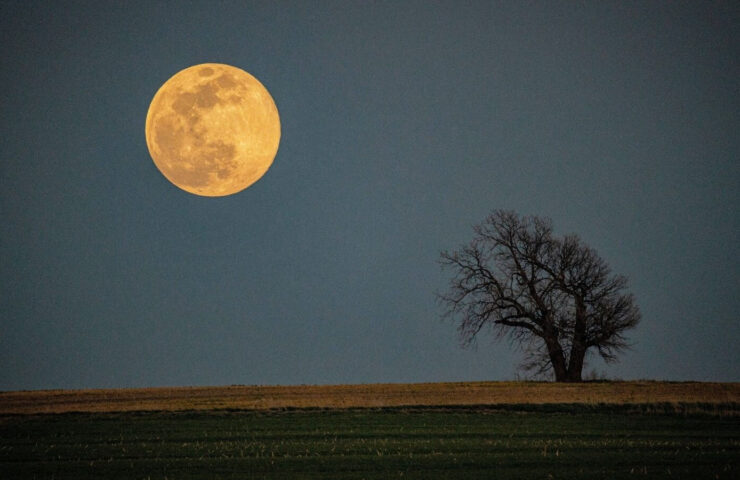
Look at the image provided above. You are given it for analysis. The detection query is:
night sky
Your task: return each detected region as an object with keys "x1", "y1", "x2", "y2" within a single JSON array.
[{"x1": 2, "y1": 1, "x2": 738, "y2": 390}]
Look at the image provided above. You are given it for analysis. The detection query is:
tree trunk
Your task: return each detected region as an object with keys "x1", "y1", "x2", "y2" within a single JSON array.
[
  {"x1": 564, "y1": 297, "x2": 587, "y2": 382},
  {"x1": 543, "y1": 335, "x2": 568, "y2": 382},
  {"x1": 565, "y1": 346, "x2": 585, "y2": 382}
]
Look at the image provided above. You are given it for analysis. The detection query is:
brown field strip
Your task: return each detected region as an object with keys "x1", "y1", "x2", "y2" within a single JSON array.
[{"x1": 1, "y1": 381, "x2": 738, "y2": 415}]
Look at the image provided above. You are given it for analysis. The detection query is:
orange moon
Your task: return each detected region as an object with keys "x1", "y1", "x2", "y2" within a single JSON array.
[{"x1": 145, "y1": 63, "x2": 280, "y2": 196}]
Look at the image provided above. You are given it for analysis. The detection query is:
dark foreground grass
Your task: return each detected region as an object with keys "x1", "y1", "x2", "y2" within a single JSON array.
[{"x1": 1, "y1": 407, "x2": 737, "y2": 479}]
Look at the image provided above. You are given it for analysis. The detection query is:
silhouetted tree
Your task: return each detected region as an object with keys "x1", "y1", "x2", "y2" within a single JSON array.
[{"x1": 439, "y1": 210, "x2": 640, "y2": 382}]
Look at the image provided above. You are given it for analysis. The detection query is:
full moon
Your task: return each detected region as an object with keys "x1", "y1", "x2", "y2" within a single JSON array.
[{"x1": 145, "y1": 63, "x2": 280, "y2": 196}]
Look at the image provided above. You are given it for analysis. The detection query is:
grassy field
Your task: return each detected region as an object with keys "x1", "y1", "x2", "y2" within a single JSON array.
[
  {"x1": 1, "y1": 408, "x2": 738, "y2": 479},
  {"x1": 1, "y1": 381, "x2": 738, "y2": 414},
  {"x1": 1, "y1": 382, "x2": 738, "y2": 478}
]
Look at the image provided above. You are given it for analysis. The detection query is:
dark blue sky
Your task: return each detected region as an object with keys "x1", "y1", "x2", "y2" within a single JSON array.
[{"x1": 1, "y1": 1, "x2": 738, "y2": 390}]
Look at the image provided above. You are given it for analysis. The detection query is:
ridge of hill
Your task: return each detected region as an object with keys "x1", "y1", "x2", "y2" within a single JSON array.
[{"x1": 2, "y1": 381, "x2": 738, "y2": 415}]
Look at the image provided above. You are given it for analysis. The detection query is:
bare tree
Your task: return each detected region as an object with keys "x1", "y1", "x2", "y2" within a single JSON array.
[{"x1": 439, "y1": 210, "x2": 640, "y2": 382}]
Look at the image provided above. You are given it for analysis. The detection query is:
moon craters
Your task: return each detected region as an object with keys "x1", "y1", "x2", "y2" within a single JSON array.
[{"x1": 145, "y1": 63, "x2": 280, "y2": 196}]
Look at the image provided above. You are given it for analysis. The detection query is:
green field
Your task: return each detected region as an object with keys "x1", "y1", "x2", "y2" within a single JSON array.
[{"x1": 1, "y1": 406, "x2": 737, "y2": 479}]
